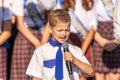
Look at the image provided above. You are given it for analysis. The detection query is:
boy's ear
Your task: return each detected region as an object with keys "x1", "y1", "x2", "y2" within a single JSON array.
[
  {"x1": 47, "y1": 22, "x2": 52, "y2": 33},
  {"x1": 49, "y1": 28, "x2": 52, "y2": 33},
  {"x1": 48, "y1": 25, "x2": 52, "y2": 33}
]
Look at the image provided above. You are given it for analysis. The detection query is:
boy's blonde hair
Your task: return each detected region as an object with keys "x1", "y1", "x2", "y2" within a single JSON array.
[{"x1": 48, "y1": 9, "x2": 71, "y2": 27}]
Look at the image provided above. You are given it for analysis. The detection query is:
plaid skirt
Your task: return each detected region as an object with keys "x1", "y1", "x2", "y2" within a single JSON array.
[
  {"x1": 0, "y1": 45, "x2": 7, "y2": 80},
  {"x1": 93, "y1": 21, "x2": 120, "y2": 73},
  {"x1": 85, "y1": 45, "x2": 94, "y2": 65},
  {"x1": 10, "y1": 28, "x2": 42, "y2": 80}
]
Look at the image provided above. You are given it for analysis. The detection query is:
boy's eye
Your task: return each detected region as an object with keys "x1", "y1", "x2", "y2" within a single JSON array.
[
  {"x1": 57, "y1": 29, "x2": 70, "y2": 32},
  {"x1": 57, "y1": 30, "x2": 63, "y2": 32},
  {"x1": 66, "y1": 29, "x2": 70, "y2": 32}
]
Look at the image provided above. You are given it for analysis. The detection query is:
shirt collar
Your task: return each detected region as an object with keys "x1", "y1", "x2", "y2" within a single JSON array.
[{"x1": 49, "y1": 37, "x2": 61, "y2": 47}]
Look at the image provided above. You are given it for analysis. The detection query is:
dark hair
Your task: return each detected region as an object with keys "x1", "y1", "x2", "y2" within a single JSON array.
[
  {"x1": 48, "y1": 9, "x2": 71, "y2": 27},
  {"x1": 64, "y1": 0, "x2": 94, "y2": 11},
  {"x1": 64, "y1": 0, "x2": 76, "y2": 11},
  {"x1": 82, "y1": 0, "x2": 94, "y2": 11}
]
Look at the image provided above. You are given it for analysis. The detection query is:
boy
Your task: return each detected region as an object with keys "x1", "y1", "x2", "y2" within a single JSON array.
[{"x1": 26, "y1": 9, "x2": 94, "y2": 80}]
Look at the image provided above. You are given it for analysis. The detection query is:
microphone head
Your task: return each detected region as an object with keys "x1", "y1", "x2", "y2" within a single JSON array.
[{"x1": 62, "y1": 42, "x2": 69, "y2": 48}]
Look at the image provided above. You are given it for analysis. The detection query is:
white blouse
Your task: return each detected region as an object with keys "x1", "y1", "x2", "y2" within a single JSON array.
[
  {"x1": 95, "y1": 0, "x2": 116, "y2": 22},
  {"x1": 72, "y1": 0, "x2": 98, "y2": 33},
  {"x1": 24, "y1": 0, "x2": 57, "y2": 27},
  {"x1": 9, "y1": 0, "x2": 58, "y2": 28},
  {"x1": 113, "y1": 0, "x2": 120, "y2": 41},
  {"x1": 9, "y1": 0, "x2": 24, "y2": 16}
]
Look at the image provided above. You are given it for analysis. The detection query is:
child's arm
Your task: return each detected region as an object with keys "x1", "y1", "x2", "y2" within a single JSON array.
[
  {"x1": 33, "y1": 77, "x2": 42, "y2": 80},
  {"x1": 103, "y1": 39, "x2": 119, "y2": 51},
  {"x1": 41, "y1": 22, "x2": 51, "y2": 45},
  {"x1": 94, "y1": 32, "x2": 109, "y2": 47},
  {"x1": 0, "y1": 20, "x2": 11, "y2": 45},
  {"x1": 16, "y1": 16, "x2": 41, "y2": 48},
  {"x1": 64, "y1": 52, "x2": 94, "y2": 77},
  {"x1": 81, "y1": 26, "x2": 95, "y2": 54}
]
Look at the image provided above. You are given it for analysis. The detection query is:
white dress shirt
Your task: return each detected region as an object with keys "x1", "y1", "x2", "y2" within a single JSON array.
[{"x1": 26, "y1": 42, "x2": 90, "y2": 80}]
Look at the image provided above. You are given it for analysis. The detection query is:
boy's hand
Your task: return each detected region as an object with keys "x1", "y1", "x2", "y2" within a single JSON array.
[{"x1": 64, "y1": 52, "x2": 73, "y2": 62}]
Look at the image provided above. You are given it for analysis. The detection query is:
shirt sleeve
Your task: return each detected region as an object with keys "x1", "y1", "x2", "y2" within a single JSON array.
[
  {"x1": 73, "y1": 47, "x2": 90, "y2": 76},
  {"x1": 113, "y1": 0, "x2": 120, "y2": 41},
  {"x1": 69, "y1": 45, "x2": 90, "y2": 76},
  {"x1": 76, "y1": 48, "x2": 90, "y2": 65},
  {"x1": 4, "y1": 1, "x2": 12, "y2": 20},
  {"x1": 40, "y1": 0, "x2": 56, "y2": 10},
  {"x1": 26, "y1": 49, "x2": 43, "y2": 79},
  {"x1": 11, "y1": 0, "x2": 24, "y2": 16},
  {"x1": 88, "y1": 6, "x2": 98, "y2": 31}
]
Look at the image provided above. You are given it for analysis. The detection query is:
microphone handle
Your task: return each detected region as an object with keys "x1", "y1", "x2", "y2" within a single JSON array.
[
  {"x1": 63, "y1": 46, "x2": 73, "y2": 75},
  {"x1": 66, "y1": 61, "x2": 72, "y2": 75}
]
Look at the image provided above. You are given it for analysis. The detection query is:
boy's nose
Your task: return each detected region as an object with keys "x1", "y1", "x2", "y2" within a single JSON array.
[{"x1": 62, "y1": 31, "x2": 66, "y2": 35}]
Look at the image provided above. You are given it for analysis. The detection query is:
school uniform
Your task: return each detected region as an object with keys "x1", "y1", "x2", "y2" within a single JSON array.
[
  {"x1": 113, "y1": 0, "x2": 120, "y2": 41},
  {"x1": 10, "y1": 0, "x2": 57, "y2": 80},
  {"x1": 69, "y1": 0, "x2": 97, "y2": 64},
  {"x1": 26, "y1": 39, "x2": 90, "y2": 80},
  {"x1": 0, "y1": 0, "x2": 11, "y2": 80},
  {"x1": 93, "y1": 0, "x2": 120, "y2": 73}
]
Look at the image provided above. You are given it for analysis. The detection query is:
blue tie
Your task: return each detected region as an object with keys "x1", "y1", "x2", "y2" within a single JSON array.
[
  {"x1": 56, "y1": 0, "x2": 63, "y2": 3},
  {"x1": 49, "y1": 38, "x2": 63, "y2": 80}
]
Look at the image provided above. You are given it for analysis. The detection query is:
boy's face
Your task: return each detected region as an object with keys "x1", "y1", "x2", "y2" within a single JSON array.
[{"x1": 50, "y1": 22, "x2": 70, "y2": 43}]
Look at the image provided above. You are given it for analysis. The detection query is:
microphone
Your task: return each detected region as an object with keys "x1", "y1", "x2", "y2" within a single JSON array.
[{"x1": 62, "y1": 42, "x2": 73, "y2": 75}]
